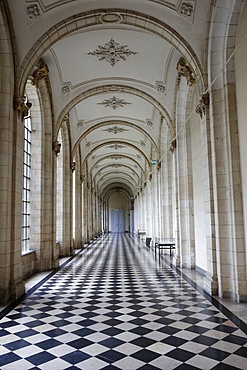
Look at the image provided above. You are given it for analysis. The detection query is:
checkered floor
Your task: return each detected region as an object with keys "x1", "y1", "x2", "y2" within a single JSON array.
[{"x1": 0, "y1": 234, "x2": 247, "y2": 370}]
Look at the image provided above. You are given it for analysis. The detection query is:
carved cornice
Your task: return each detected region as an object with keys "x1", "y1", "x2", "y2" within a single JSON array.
[
  {"x1": 13, "y1": 96, "x2": 32, "y2": 120},
  {"x1": 176, "y1": 57, "x2": 196, "y2": 87},
  {"x1": 53, "y1": 141, "x2": 61, "y2": 155},
  {"x1": 32, "y1": 60, "x2": 49, "y2": 87},
  {"x1": 196, "y1": 94, "x2": 209, "y2": 119}
]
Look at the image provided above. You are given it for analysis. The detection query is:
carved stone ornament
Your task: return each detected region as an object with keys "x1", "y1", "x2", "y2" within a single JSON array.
[
  {"x1": 27, "y1": 4, "x2": 40, "y2": 19},
  {"x1": 103, "y1": 125, "x2": 129, "y2": 134},
  {"x1": 155, "y1": 81, "x2": 166, "y2": 93},
  {"x1": 62, "y1": 85, "x2": 70, "y2": 94},
  {"x1": 77, "y1": 120, "x2": 84, "y2": 129},
  {"x1": 170, "y1": 138, "x2": 176, "y2": 153},
  {"x1": 176, "y1": 57, "x2": 196, "y2": 87},
  {"x1": 146, "y1": 119, "x2": 153, "y2": 127},
  {"x1": 179, "y1": 2, "x2": 194, "y2": 18},
  {"x1": 81, "y1": 174, "x2": 85, "y2": 183},
  {"x1": 86, "y1": 38, "x2": 138, "y2": 66},
  {"x1": 149, "y1": 174, "x2": 152, "y2": 181},
  {"x1": 53, "y1": 141, "x2": 61, "y2": 155},
  {"x1": 107, "y1": 144, "x2": 126, "y2": 150},
  {"x1": 196, "y1": 94, "x2": 209, "y2": 119},
  {"x1": 98, "y1": 96, "x2": 131, "y2": 110},
  {"x1": 71, "y1": 162, "x2": 76, "y2": 172},
  {"x1": 14, "y1": 96, "x2": 32, "y2": 120},
  {"x1": 32, "y1": 60, "x2": 49, "y2": 87},
  {"x1": 157, "y1": 161, "x2": 161, "y2": 170}
]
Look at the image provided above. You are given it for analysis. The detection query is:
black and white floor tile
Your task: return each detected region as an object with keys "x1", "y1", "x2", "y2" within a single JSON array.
[{"x1": 0, "y1": 234, "x2": 247, "y2": 369}]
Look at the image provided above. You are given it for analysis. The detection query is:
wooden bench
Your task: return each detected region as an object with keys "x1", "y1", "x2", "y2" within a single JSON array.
[{"x1": 154, "y1": 238, "x2": 175, "y2": 256}]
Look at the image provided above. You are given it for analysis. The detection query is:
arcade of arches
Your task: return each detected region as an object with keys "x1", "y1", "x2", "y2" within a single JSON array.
[{"x1": 1, "y1": 0, "x2": 247, "y2": 308}]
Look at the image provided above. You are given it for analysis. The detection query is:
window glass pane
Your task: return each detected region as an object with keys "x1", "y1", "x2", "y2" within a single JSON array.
[{"x1": 22, "y1": 100, "x2": 32, "y2": 252}]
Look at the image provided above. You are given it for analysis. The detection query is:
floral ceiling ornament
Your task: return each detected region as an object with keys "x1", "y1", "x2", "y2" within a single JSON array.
[
  {"x1": 180, "y1": 2, "x2": 194, "y2": 17},
  {"x1": 27, "y1": 4, "x2": 40, "y2": 19},
  {"x1": 86, "y1": 38, "x2": 138, "y2": 66},
  {"x1": 107, "y1": 144, "x2": 126, "y2": 150},
  {"x1": 103, "y1": 125, "x2": 129, "y2": 134},
  {"x1": 97, "y1": 96, "x2": 131, "y2": 110}
]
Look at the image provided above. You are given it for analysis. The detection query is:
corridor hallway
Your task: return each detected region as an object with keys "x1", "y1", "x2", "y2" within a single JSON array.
[{"x1": 0, "y1": 234, "x2": 247, "y2": 370}]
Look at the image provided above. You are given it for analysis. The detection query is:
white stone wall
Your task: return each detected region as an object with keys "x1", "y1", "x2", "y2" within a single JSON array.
[
  {"x1": 190, "y1": 91, "x2": 207, "y2": 271},
  {"x1": 236, "y1": 1, "x2": 247, "y2": 272}
]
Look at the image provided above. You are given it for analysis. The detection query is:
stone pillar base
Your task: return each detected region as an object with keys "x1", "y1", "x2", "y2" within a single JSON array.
[
  {"x1": 10, "y1": 280, "x2": 25, "y2": 301},
  {"x1": 203, "y1": 273, "x2": 218, "y2": 296},
  {"x1": 171, "y1": 255, "x2": 181, "y2": 267}
]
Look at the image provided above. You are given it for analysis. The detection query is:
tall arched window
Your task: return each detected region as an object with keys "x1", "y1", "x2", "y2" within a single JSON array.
[{"x1": 22, "y1": 98, "x2": 32, "y2": 252}]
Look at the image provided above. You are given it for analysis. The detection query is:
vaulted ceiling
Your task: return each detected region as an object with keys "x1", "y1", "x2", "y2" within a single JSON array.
[{"x1": 6, "y1": 0, "x2": 210, "y2": 198}]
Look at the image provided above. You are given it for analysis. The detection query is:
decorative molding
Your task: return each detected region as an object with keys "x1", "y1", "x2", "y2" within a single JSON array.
[
  {"x1": 136, "y1": 154, "x2": 141, "y2": 159},
  {"x1": 97, "y1": 96, "x2": 131, "y2": 110},
  {"x1": 149, "y1": 174, "x2": 152, "y2": 181},
  {"x1": 140, "y1": 140, "x2": 145, "y2": 147},
  {"x1": 53, "y1": 141, "x2": 61, "y2": 155},
  {"x1": 92, "y1": 155, "x2": 96, "y2": 160},
  {"x1": 62, "y1": 85, "x2": 70, "y2": 94},
  {"x1": 31, "y1": 59, "x2": 49, "y2": 87},
  {"x1": 176, "y1": 57, "x2": 196, "y2": 86},
  {"x1": 107, "y1": 144, "x2": 126, "y2": 150},
  {"x1": 155, "y1": 80, "x2": 166, "y2": 93},
  {"x1": 27, "y1": 3, "x2": 40, "y2": 19},
  {"x1": 111, "y1": 164, "x2": 122, "y2": 168},
  {"x1": 86, "y1": 38, "x2": 138, "y2": 66},
  {"x1": 157, "y1": 161, "x2": 161, "y2": 170},
  {"x1": 196, "y1": 93, "x2": 209, "y2": 118},
  {"x1": 110, "y1": 155, "x2": 124, "y2": 160},
  {"x1": 77, "y1": 119, "x2": 85, "y2": 129},
  {"x1": 13, "y1": 96, "x2": 32, "y2": 120},
  {"x1": 71, "y1": 162, "x2": 76, "y2": 172},
  {"x1": 86, "y1": 141, "x2": 91, "y2": 147},
  {"x1": 103, "y1": 125, "x2": 129, "y2": 134},
  {"x1": 99, "y1": 11, "x2": 123, "y2": 24},
  {"x1": 81, "y1": 174, "x2": 85, "y2": 183}
]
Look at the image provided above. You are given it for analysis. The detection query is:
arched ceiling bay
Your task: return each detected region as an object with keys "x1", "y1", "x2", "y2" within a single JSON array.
[{"x1": 6, "y1": 0, "x2": 211, "y2": 198}]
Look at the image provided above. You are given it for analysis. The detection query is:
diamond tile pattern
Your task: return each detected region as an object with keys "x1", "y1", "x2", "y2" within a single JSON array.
[{"x1": 0, "y1": 234, "x2": 247, "y2": 369}]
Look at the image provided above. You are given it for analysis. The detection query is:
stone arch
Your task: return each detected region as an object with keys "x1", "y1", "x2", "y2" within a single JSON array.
[
  {"x1": 16, "y1": 9, "x2": 205, "y2": 102},
  {"x1": 72, "y1": 119, "x2": 159, "y2": 158},
  {"x1": 57, "y1": 85, "x2": 174, "y2": 140}
]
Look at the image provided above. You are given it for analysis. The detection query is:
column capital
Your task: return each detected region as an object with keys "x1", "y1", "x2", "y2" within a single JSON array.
[
  {"x1": 13, "y1": 96, "x2": 32, "y2": 120},
  {"x1": 170, "y1": 138, "x2": 176, "y2": 153},
  {"x1": 53, "y1": 140, "x2": 61, "y2": 155},
  {"x1": 196, "y1": 93, "x2": 209, "y2": 119},
  {"x1": 32, "y1": 59, "x2": 49, "y2": 87},
  {"x1": 176, "y1": 57, "x2": 196, "y2": 87},
  {"x1": 71, "y1": 161, "x2": 76, "y2": 173}
]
